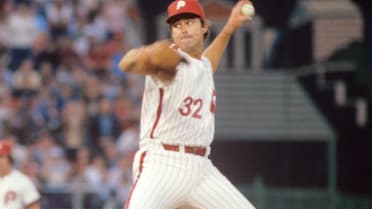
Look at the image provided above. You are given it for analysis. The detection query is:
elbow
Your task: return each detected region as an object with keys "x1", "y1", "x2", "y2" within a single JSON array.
[
  {"x1": 118, "y1": 48, "x2": 141, "y2": 73},
  {"x1": 119, "y1": 57, "x2": 135, "y2": 73},
  {"x1": 118, "y1": 59, "x2": 129, "y2": 72}
]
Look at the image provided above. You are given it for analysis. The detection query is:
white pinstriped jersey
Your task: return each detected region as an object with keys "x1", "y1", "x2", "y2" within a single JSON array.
[
  {"x1": 140, "y1": 49, "x2": 216, "y2": 147},
  {"x1": 0, "y1": 170, "x2": 40, "y2": 209},
  {"x1": 127, "y1": 49, "x2": 255, "y2": 209}
]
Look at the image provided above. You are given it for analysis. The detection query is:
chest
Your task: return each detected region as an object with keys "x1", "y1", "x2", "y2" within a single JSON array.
[
  {"x1": 173, "y1": 60, "x2": 214, "y2": 93},
  {"x1": 0, "y1": 178, "x2": 22, "y2": 206}
]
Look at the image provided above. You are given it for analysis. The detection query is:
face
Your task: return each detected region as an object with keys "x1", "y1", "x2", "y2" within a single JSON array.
[
  {"x1": 0, "y1": 155, "x2": 11, "y2": 175},
  {"x1": 170, "y1": 17, "x2": 208, "y2": 54}
]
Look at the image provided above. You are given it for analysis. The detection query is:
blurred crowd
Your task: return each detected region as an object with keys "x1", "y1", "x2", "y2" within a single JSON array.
[{"x1": 0, "y1": 0, "x2": 144, "y2": 208}]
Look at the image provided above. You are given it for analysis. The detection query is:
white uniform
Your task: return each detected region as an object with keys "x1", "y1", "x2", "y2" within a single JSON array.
[
  {"x1": 140, "y1": 49, "x2": 215, "y2": 146},
  {"x1": 125, "y1": 49, "x2": 255, "y2": 209},
  {"x1": 0, "y1": 170, "x2": 40, "y2": 209}
]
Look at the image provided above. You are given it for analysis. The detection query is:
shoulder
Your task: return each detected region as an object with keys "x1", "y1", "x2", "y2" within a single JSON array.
[
  {"x1": 9, "y1": 170, "x2": 23, "y2": 177},
  {"x1": 201, "y1": 55, "x2": 212, "y2": 65},
  {"x1": 10, "y1": 170, "x2": 33, "y2": 184},
  {"x1": 201, "y1": 55, "x2": 213, "y2": 72}
]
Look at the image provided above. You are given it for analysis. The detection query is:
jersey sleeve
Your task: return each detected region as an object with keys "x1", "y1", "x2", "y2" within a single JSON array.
[
  {"x1": 20, "y1": 177, "x2": 40, "y2": 206},
  {"x1": 148, "y1": 74, "x2": 171, "y2": 88},
  {"x1": 201, "y1": 55, "x2": 213, "y2": 73}
]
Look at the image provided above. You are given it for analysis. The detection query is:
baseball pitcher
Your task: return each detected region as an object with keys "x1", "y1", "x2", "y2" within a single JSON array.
[{"x1": 119, "y1": 0, "x2": 256, "y2": 208}]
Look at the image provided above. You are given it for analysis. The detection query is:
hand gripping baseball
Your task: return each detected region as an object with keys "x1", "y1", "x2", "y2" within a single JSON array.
[
  {"x1": 224, "y1": 0, "x2": 253, "y2": 34},
  {"x1": 144, "y1": 40, "x2": 186, "y2": 82}
]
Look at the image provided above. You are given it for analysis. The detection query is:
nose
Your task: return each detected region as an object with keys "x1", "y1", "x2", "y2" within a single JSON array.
[{"x1": 179, "y1": 24, "x2": 188, "y2": 33}]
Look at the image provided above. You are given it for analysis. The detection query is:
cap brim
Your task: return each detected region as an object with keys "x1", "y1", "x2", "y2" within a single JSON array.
[{"x1": 166, "y1": 13, "x2": 202, "y2": 24}]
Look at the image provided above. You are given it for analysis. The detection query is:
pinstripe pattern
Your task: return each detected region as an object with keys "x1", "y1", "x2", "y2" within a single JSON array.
[
  {"x1": 127, "y1": 48, "x2": 255, "y2": 208},
  {"x1": 150, "y1": 88, "x2": 164, "y2": 139},
  {"x1": 140, "y1": 50, "x2": 215, "y2": 146},
  {"x1": 125, "y1": 148, "x2": 195, "y2": 209},
  {"x1": 125, "y1": 152, "x2": 147, "y2": 209},
  {"x1": 188, "y1": 160, "x2": 255, "y2": 209},
  {"x1": 124, "y1": 146, "x2": 255, "y2": 209}
]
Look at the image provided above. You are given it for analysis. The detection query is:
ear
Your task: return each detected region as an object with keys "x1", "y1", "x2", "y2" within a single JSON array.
[
  {"x1": 168, "y1": 25, "x2": 172, "y2": 35},
  {"x1": 168, "y1": 26, "x2": 175, "y2": 42},
  {"x1": 201, "y1": 21, "x2": 209, "y2": 33}
]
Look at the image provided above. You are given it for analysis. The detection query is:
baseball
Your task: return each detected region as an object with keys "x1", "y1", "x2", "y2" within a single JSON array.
[{"x1": 241, "y1": 3, "x2": 255, "y2": 16}]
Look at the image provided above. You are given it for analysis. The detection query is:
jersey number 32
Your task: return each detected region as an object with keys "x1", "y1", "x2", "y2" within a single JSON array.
[{"x1": 178, "y1": 90, "x2": 216, "y2": 119}]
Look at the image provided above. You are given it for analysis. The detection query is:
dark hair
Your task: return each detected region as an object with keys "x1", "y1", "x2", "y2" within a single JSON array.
[
  {"x1": 168, "y1": 13, "x2": 209, "y2": 40},
  {"x1": 8, "y1": 155, "x2": 14, "y2": 164}
]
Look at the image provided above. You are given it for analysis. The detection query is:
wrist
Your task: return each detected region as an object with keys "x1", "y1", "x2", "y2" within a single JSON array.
[{"x1": 222, "y1": 25, "x2": 235, "y2": 36}]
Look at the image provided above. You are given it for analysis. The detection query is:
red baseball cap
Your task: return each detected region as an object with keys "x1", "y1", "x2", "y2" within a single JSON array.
[
  {"x1": 167, "y1": 0, "x2": 206, "y2": 23},
  {"x1": 0, "y1": 141, "x2": 11, "y2": 156}
]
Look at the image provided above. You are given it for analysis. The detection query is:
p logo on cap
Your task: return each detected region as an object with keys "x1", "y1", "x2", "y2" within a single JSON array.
[
  {"x1": 176, "y1": 0, "x2": 186, "y2": 10},
  {"x1": 167, "y1": 0, "x2": 206, "y2": 23}
]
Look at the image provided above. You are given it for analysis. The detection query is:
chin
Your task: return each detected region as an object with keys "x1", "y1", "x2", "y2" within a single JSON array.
[
  {"x1": 177, "y1": 43, "x2": 189, "y2": 51},
  {"x1": 180, "y1": 41, "x2": 194, "y2": 50}
]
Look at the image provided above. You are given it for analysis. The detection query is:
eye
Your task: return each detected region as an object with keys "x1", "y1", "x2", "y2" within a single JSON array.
[
  {"x1": 173, "y1": 23, "x2": 181, "y2": 29},
  {"x1": 186, "y1": 20, "x2": 194, "y2": 25}
]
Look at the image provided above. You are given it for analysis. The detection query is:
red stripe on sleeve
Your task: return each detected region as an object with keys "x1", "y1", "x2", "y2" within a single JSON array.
[{"x1": 150, "y1": 88, "x2": 164, "y2": 139}]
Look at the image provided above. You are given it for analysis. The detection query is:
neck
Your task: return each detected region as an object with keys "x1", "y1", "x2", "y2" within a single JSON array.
[
  {"x1": 177, "y1": 39, "x2": 204, "y2": 60},
  {"x1": 185, "y1": 45, "x2": 204, "y2": 60}
]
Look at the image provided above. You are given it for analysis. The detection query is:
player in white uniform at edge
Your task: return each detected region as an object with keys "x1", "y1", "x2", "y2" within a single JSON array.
[
  {"x1": 119, "y1": 0, "x2": 256, "y2": 208},
  {"x1": 0, "y1": 141, "x2": 41, "y2": 209}
]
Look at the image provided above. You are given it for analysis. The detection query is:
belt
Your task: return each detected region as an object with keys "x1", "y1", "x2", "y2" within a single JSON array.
[{"x1": 162, "y1": 143, "x2": 207, "y2": 157}]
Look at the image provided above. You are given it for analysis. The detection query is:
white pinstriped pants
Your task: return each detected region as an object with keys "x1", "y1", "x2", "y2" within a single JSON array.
[{"x1": 124, "y1": 145, "x2": 256, "y2": 209}]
